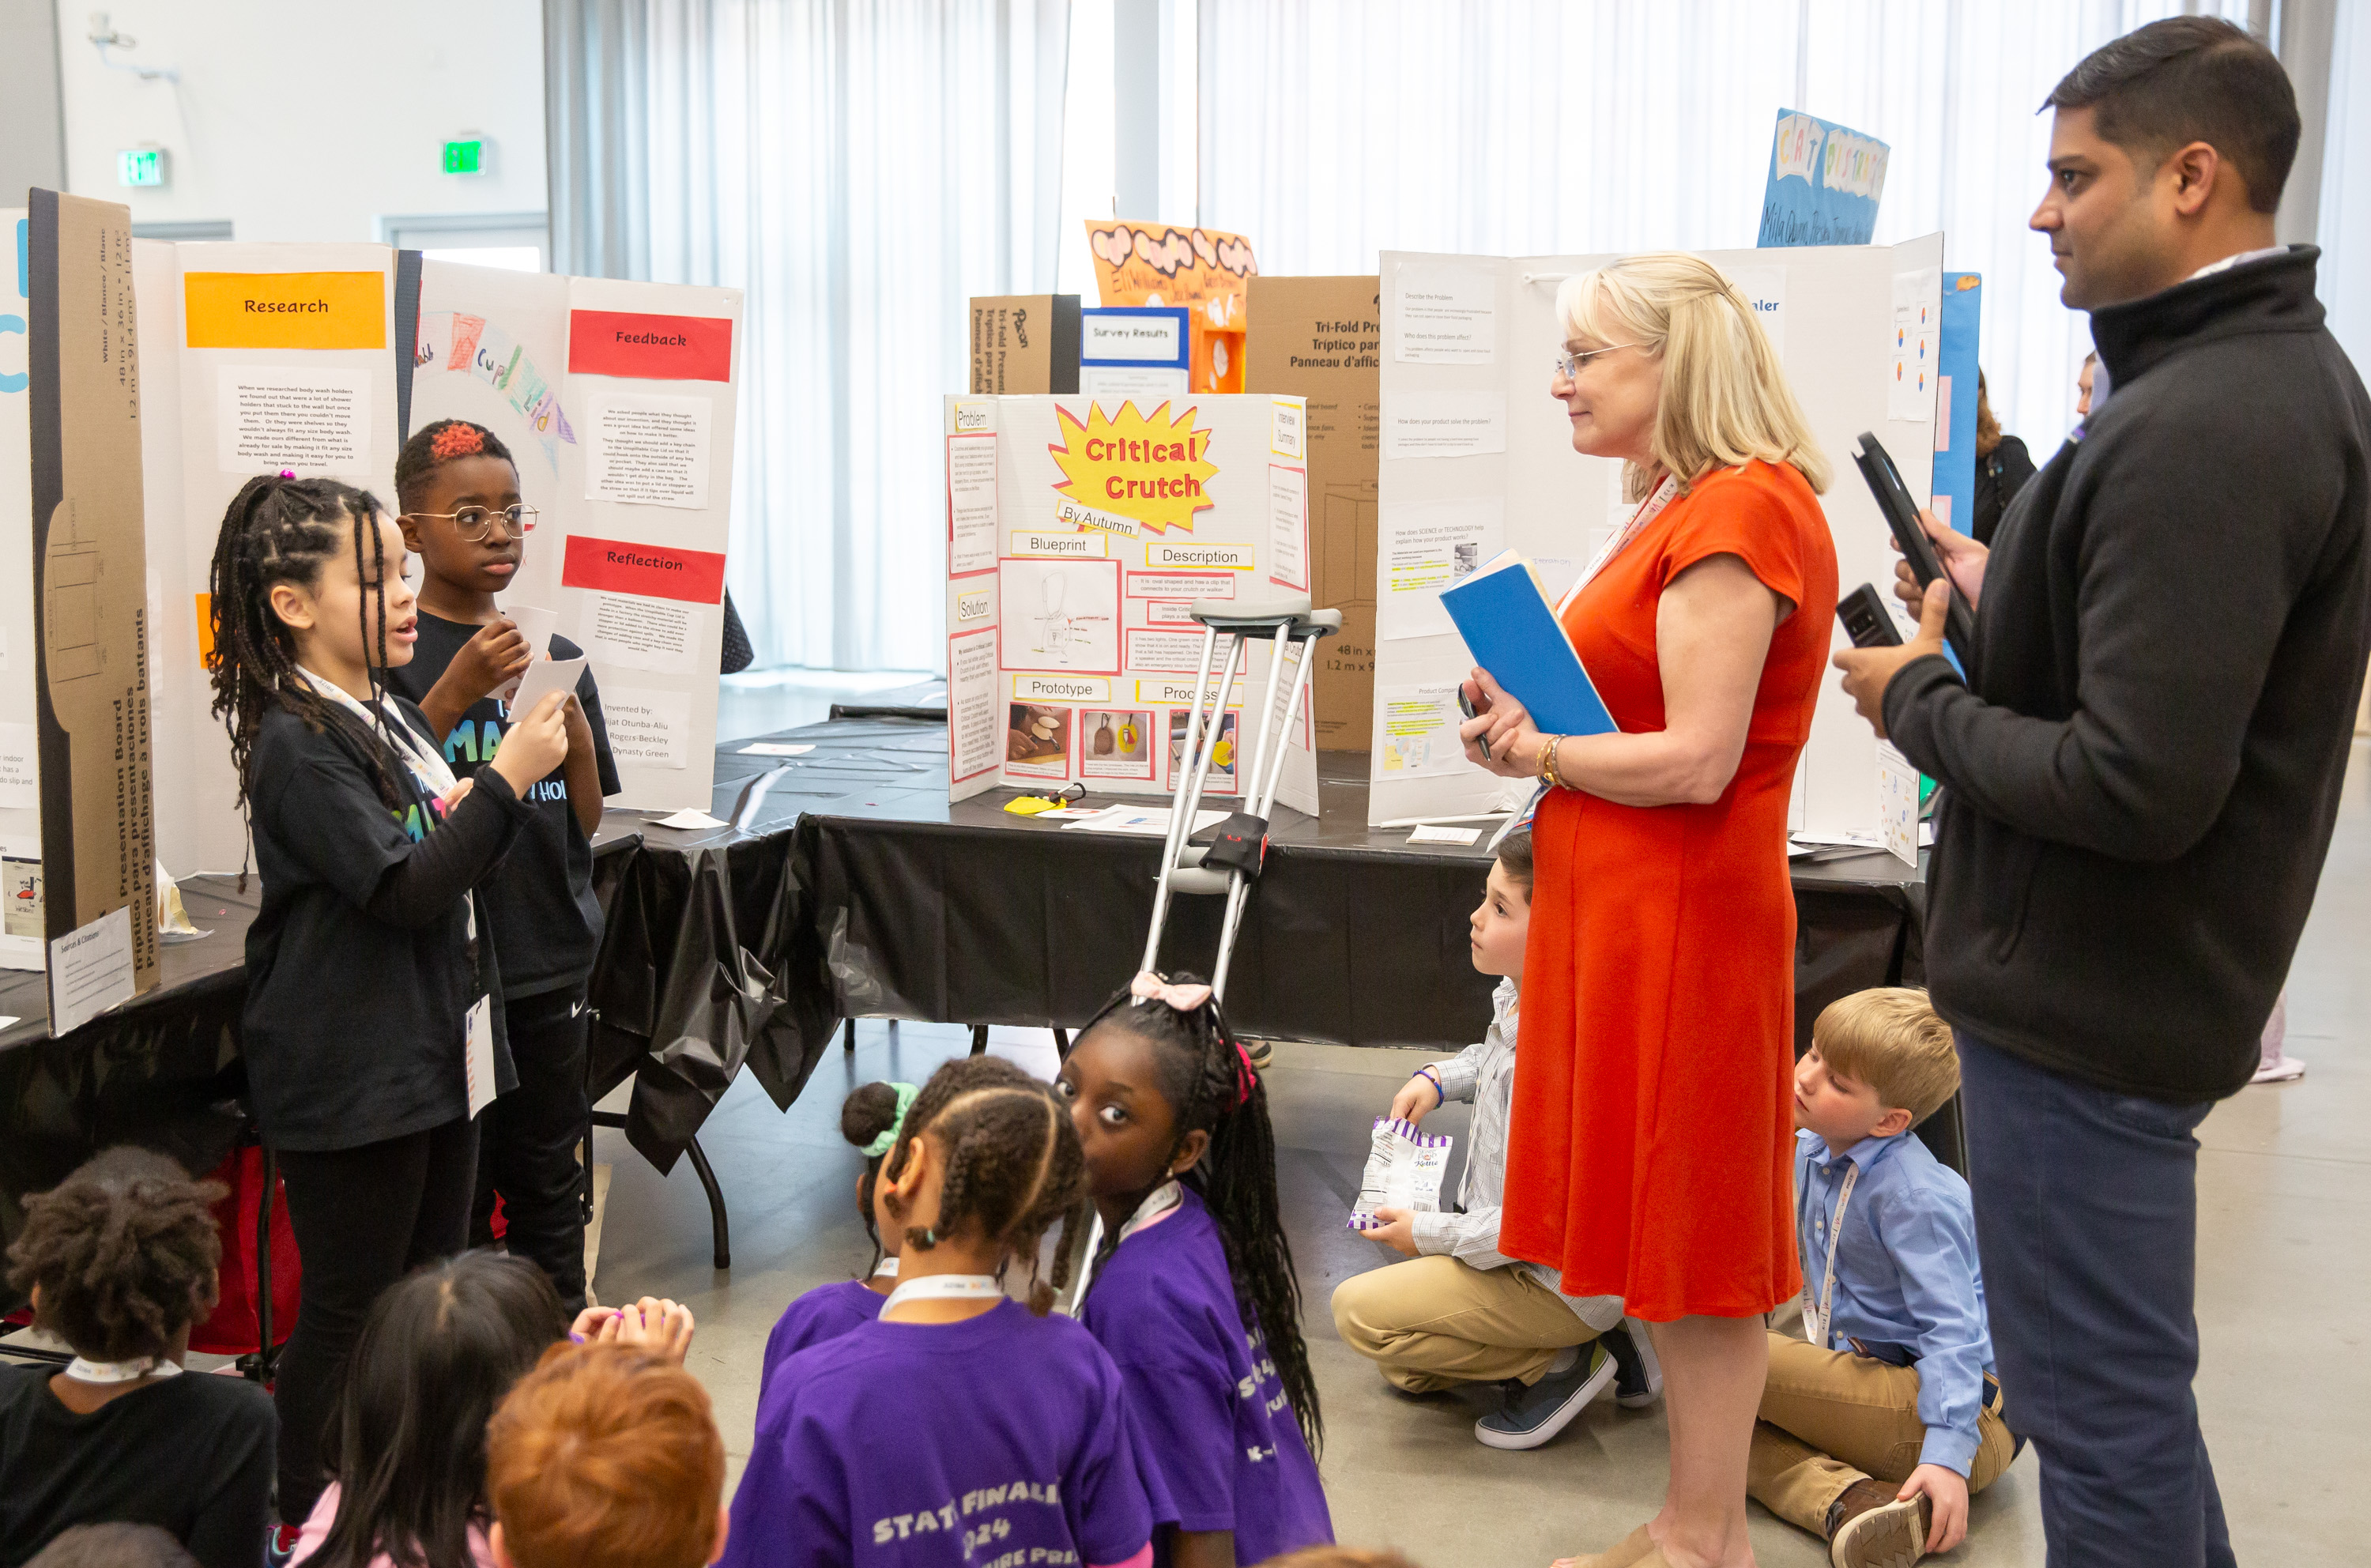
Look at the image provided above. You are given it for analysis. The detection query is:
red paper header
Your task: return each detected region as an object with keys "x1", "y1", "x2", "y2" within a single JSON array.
[
  {"x1": 567, "y1": 309, "x2": 734, "y2": 382},
  {"x1": 560, "y1": 535, "x2": 729, "y2": 605}
]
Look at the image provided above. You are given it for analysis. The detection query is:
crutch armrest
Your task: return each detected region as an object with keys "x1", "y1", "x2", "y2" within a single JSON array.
[{"x1": 1190, "y1": 812, "x2": 1271, "y2": 876}]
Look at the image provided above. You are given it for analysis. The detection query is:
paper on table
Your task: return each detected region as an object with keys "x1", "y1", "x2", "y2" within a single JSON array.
[
  {"x1": 507, "y1": 655, "x2": 589, "y2": 721},
  {"x1": 1876, "y1": 741, "x2": 1919, "y2": 867},
  {"x1": 579, "y1": 593, "x2": 701, "y2": 675},
  {"x1": 1378, "y1": 685, "x2": 1472, "y2": 778},
  {"x1": 1063, "y1": 805, "x2": 1228, "y2": 838},
  {"x1": 0, "y1": 1017, "x2": 18, "y2": 1031},
  {"x1": 655, "y1": 808, "x2": 730, "y2": 831},
  {"x1": 1887, "y1": 269, "x2": 1941, "y2": 424},
  {"x1": 587, "y1": 392, "x2": 714, "y2": 509},
  {"x1": 0, "y1": 722, "x2": 35, "y2": 810},
  {"x1": 948, "y1": 435, "x2": 998, "y2": 576},
  {"x1": 1407, "y1": 824, "x2": 1482, "y2": 846},
  {"x1": 738, "y1": 742, "x2": 816, "y2": 756},
  {"x1": 605, "y1": 688, "x2": 693, "y2": 770},
  {"x1": 494, "y1": 605, "x2": 560, "y2": 699},
  {"x1": 216, "y1": 365, "x2": 370, "y2": 473},
  {"x1": 464, "y1": 996, "x2": 497, "y2": 1119},
  {"x1": 1392, "y1": 263, "x2": 1498, "y2": 364},
  {"x1": 1378, "y1": 500, "x2": 1506, "y2": 641},
  {"x1": 48, "y1": 906, "x2": 135, "y2": 1036},
  {"x1": 1382, "y1": 390, "x2": 1507, "y2": 461}
]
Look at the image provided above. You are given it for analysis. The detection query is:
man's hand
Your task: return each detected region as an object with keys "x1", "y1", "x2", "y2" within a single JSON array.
[
  {"x1": 1898, "y1": 1462, "x2": 1970, "y2": 1554},
  {"x1": 1389, "y1": 1073, "x2": 1442, "y2": 1124},
  {"x1": 1894, "y1": 509, "x2": 1989, "y2": 613},
  {"x1": 1834, "y1": 580, "x2": 1951, "y2": 740},
  {"x1": 1361, "y1": 1207, "x2": 1421, "y2": 1257}
]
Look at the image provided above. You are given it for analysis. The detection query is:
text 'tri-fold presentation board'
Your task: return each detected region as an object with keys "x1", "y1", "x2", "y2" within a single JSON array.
[
  {"x1": 1370, "y1": 237, "x2": 1946, "y2": 835},
  {"x1": 943, "y1": 394, "x2": 1318, "y2": 816}
]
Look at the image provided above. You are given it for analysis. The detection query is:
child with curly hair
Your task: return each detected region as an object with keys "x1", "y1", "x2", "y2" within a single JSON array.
[{"x1": 0, "y1": 1149, "x2": 275, "y2": 1568}]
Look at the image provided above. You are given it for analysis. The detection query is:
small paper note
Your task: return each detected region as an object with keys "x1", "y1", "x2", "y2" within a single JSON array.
[
  {"x1": 1382, "y1": 390, "x2": 1507, "y2": 461},
  {"x1": 464, "y1": 996, "x2": 497, "y2": 1120},
  {"x1": 507, "y1": 655, "x2": 589, "y2": 721},
  {"x1": 1378, "y1": 500, "x2": 1505, "y2": 641},
  {"x1": 1393, "y1": 264, "x2": 1498, "y2": 364},
  {"x1": 655, "y1": 808, "x2": 730, "y2": 831},
  {"x1": 217, "y1": 366, "x2": 371, "y2": 473},
  {"x1": 605, "y1": 688, "x2": 693, "y2": 770},
  {"x1": 48, "y1": 906, "x2": 135, "y2": 1036},
  {"x1": 738, "y1": 742, "x2": 815, "y2": 756},
  {"x1": 1876, "y1": 741, "x2": 1920, "y2": 867},
  {"x1": 1407, "y1": 824, "x2": 1483, "y2": 846},
  {"x1": 0, "y1": 1017, "x2": 21, "y2": 1031}
]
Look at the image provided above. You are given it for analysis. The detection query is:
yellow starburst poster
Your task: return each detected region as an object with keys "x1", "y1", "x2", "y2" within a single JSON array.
[{"x1": 1048, "y1": 401, "x2": 1220, "y2": 536}]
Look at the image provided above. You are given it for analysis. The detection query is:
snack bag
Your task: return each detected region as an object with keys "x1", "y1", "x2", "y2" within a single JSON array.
[{"x1": 1348, "y1": 1116, "x2": 1452, "y2": 1230}]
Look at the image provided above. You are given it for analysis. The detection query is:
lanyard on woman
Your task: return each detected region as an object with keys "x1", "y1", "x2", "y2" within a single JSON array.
[
  {"x1": 881, "y1": 1273, "x2": 1001, "y2": 1315},
  {"x1": 1801, "y1": 1163, "x2": 1860, "y2": 1351},
  {"x1": 65, "y1": 1355, "x2": 182, "y2": 1385},
  {"x1": 1557, "y1": 473, "x2": 1680, "y2": 616}
]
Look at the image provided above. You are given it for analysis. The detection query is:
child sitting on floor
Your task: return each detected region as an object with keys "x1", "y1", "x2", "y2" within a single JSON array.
[
  {"x1": 0, "y1": 1149, "x2": 275, "y2": 1568},
  {"x1": 485, "y1": 1344, "x2": 728, "y2": 1568},
  {"x1": 755, "y1": 1082, "x2": 915, "y2": 1390},
  {"x1": 1762, "y1": 989, "x2": 2016, "y2": 1568},
  {"x1": 1329, "y1": 831, "x2": 1658, "y2": 1450}
]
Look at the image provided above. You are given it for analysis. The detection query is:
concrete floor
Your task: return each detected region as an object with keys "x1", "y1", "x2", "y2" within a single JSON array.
[{"x1": 588, "y1": 738, "x2": 2371, "y2": 1568}]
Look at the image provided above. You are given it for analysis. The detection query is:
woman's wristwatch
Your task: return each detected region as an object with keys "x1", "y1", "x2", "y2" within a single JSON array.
[{"x1": 1536, "y1": 734, "x2": 1568, "y2": 790}]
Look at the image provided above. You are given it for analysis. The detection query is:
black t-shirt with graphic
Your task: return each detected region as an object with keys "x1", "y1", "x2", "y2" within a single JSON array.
[{"x1": 385, "y1": 613, "x2": 622, "y2": 1002}]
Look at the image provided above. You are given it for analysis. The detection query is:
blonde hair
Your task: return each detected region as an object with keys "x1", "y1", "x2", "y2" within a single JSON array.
[
  {"x1": 1812, "y1": 988, "x2": 1960, "y2": 1127},
  {"x1": 1557, "y1": 253, "x2": 1830, "y2": 499}
]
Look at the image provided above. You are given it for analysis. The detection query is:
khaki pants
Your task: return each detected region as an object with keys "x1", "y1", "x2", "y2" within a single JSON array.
[
  {"x1": 1749, "y1": 1332, "x2": 2018, "y2": 1538},
  {"x1": 1330, "y1": 1254, "x2": 1601, "y2": 1393}
]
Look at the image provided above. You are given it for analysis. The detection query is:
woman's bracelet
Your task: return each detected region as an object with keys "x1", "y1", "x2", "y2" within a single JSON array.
[{"x1": 1536, "y1": 734, "x2": 1567, "y2": 790}]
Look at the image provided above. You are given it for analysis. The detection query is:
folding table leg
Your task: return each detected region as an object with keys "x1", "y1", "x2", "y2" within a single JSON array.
[
  {"x1": 969, "y1": 1025, "x2": 989, "y2": 1057},
  {"x1": 683, "y1": 1136, "x2": 731, "y2": 1270},
  {"x1": 842, "y1": 1017, "x2": 857, "y2": 1052}
]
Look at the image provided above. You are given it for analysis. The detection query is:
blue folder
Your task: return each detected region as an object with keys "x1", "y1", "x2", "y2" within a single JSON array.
[{"x1": 1438, "y1": 556, "x2": 1619, "y2": 736}]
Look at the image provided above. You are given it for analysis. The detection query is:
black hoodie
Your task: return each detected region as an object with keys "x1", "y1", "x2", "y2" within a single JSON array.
[{"x1": 1883, "y1": 246, "x2": 2371, "y2": 1102}]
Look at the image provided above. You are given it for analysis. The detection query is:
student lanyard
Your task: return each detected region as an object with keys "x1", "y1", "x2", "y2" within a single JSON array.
[
  {"x1": 296, "y1": 665, "x2": 473, "y2": 940},
  {"x1": 1072, "y1": 1178, "x2": 1182, "y2": 1304},
  {"x1": 1557, "y1": 473, "x2": 1680, "y2": 616},
  {"x1": 881, "y1": 1273, "x2": 1002, "y2": 1314},
  {"x1": 1801, "y1": 1163, "x2": 1861, "y2": 1351},
  {"x1": 64, "y1": 1355, "x2": 183, "y2": 1385}
]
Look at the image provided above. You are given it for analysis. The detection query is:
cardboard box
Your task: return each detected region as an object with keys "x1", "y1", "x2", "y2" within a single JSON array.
[
  {"x1": 26, "y1": 190, "x2": 158, "y2": 1028},
  {"x1": 1245, "y1": 276, "x2": 1379, "y2": 751},
  {"x1": 969, "y1": 295, "x2": 1080, "y2": 394}
]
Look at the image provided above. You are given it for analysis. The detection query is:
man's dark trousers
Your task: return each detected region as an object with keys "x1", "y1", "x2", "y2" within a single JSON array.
[{"x1": 1957, "y1": 1032, "x2": 2235, "y2": 1568}]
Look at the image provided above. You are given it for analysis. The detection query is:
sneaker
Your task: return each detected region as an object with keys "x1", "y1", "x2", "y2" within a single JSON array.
[
  {"x1": 1601, "y1": 1317, "x2": 1663, "y2": 1408},
  {"x1": 1828, "y1": 1480, "x2": 1929, "y2": 1568},
  {"x1": 1473, "y1": 1342, "x2": 1616, "y2": 1450}
]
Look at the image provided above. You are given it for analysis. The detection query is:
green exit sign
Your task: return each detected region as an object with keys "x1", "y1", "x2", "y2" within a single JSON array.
[
  {"x1": 441, "y1": 139, "x2": 485, "y2": 175},
  {"x1": 116, "y1": 148, "x2": 165, "y2": 187}
]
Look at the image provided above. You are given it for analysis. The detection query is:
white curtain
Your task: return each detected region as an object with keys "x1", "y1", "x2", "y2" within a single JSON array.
[
  {"x1": 549, "y1": 0, "x2": 1071, "y2": 672},
  {"x1": 1197, "y1": 0, "x2": 2252, "y2": 467}
]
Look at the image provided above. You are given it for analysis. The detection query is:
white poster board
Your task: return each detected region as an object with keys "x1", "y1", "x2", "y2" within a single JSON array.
[
  {"x1": 1370, "y1": 237, "x2": 1945, "y2": 836},
  {"x1": 1, "y1": 209, "x2": 39, "y2": 968},
  {"x1": 944, "y1": 394, "x2": 1320, "y2": 818}
]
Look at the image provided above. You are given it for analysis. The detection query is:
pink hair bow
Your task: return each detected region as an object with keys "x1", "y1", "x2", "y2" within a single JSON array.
[{"x1": 1129, "y1": 971, "x2": 1212, "y2": 1012}]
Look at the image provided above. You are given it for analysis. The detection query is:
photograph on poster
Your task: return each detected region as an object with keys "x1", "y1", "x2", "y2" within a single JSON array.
[
  {"x1": 997, "y1": 557, "x2": 1121, "y2": 673},
  {"x1": 1170, "y1": 708, "x2": 1240, "y2": 793},
  {"x1": 1007, "y1": 704, "x2": 1072, "y2": 778},
  {"x1": 1080, "y1": 709, "x2": 1154, "y2": 780}
]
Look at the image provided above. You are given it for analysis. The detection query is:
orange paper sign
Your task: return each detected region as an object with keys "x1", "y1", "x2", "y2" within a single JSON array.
[
  {"x1": 1050, "y1": 402, "x2": 1219, "y2": 536},
  {"x1": 1084, "y1": 223, "x2": 1257, "y2": 330},
  {"x1": 184, "y1": 271, "x2": 386, "y2": 350}
]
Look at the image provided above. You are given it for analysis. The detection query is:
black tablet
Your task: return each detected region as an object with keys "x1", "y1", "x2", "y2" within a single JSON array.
[{"x1": 1851, "y1": 432, "x2": 1977, "y2": 662}]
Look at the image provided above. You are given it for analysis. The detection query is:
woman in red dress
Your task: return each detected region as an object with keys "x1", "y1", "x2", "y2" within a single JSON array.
[{"x1": 1461, "y1": 254, "x2": 1838, "y2": 1568}]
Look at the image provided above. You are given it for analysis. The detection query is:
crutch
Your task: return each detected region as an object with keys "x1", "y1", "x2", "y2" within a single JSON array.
[{"x1": 1140, "y1": 594, "x2": 1341, "y2": 1001}]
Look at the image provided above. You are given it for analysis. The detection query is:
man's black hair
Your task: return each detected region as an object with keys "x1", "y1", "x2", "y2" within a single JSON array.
[{"x1": 2045, "y1": 17, "x2": 2299, "y2": 214}]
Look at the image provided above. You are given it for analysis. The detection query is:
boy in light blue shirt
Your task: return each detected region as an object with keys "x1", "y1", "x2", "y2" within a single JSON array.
[{"x1": 1760, "y1": 988, "x2": 2018, "y2": 1568}]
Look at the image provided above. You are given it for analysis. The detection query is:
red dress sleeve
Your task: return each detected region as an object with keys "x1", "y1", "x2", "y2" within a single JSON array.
[{"x1": 1653, "y1": 462, "x2": 1812, "y2": 612}]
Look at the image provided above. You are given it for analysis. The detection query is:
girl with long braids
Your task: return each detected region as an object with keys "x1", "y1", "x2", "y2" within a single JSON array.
[
  {"x1": 721, "y1": 1056, "x2": 1155, "y2": 1568},
  {"x1": 1054, "y1": 971, "x2": 1333, "y2": 1568},
  {"x1": 202, "y1": 473, "x2": 571, "y2": 1533}
]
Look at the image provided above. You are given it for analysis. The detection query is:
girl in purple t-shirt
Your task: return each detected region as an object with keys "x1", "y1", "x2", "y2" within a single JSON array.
[
  {"x1": 1056, "y1": 971, "x2": 1335, "y2": 1568},
  {"x1": 722, "y1": 1057, "x2": 1155, "y2": 1568},
  {"x1": 756, "y1": 1081, "x2": 919, "y2": 1393}
]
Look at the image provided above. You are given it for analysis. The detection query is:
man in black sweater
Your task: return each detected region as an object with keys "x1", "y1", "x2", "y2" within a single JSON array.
[{"x1": 1835, "y1": 19, "x2": 2370, "y2": 1568}]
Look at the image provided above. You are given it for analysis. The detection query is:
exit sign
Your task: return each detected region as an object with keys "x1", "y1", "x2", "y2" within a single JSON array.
[
  {"x1": 441, "y1": 139, "x2": 485, "y2": 175},
  {"x1": 117, "y1": 149, "x2": 165, "y2": 187}
]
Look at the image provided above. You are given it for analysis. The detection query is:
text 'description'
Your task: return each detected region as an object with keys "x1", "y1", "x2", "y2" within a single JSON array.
[
  {"x1": 1146, "y1": 541, "x2": 1253, "y2": 571},
  {"x1": 603, "y1": 688, "x2": 692, "y2": 771},
  {"x1": 568, "y1": 309, "x2": 734, "y2": 382},
  {"x1": 217, "y1": 366, "x2": 370, "y2": 473},
  {"x1": 586, "y1": 393, "x2": 714, "y2": 509},
  {"x1": 1015, "y1": 674, "x2": 1110, "y2": 703},
  {"x1": 581, "y1": 592, "x2": 703, "y2": 674},
  {"x1": 184, "y1": 271, "x2": 386, "y2": 350},
  {"x1": 1009, "y1": 530, "x2": 1106, "y2": 558},
  {"x1": 560, "y1": 535, "x2": 728, "y2": 605}
]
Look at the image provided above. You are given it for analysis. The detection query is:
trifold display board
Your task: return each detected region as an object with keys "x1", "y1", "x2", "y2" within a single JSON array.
[
  {"x1": 1369, "y1": 236, "x2": 1947, "y2": 834},
  {"x1": 942, "y1": 394, "x2": 1319, "y2": 816},
  {"x1": 135, "y1": 247, "x2": 741, "y2": 875},
  {"x1": 2, "y1": 209, "x2": 40, "y2": 971}
]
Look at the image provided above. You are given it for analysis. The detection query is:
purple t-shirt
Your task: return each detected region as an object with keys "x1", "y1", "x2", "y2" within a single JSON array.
[
  {"x1": 1077, "y1": 1188, "x2": 1334, "y2": 1562},
  {"x1": 722, "y1": 1298, "x2": 1155, "y2": 1568},
  {"x1": 760, "y1": 1280, "x2": 886, "y2": 1397}
]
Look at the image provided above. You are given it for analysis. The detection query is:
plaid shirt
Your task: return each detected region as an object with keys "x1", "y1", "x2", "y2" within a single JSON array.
[{"x1": 1410, "y1": 979, "x2": 1625, "y2": 1331}]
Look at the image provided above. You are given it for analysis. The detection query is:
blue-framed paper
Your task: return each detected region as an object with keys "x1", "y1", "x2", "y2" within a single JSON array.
[{"x1": 1757, "y1": 111, "x2": 1890, "y2": 248}]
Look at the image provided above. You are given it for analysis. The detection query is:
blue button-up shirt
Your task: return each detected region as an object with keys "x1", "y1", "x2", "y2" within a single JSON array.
[{"x1": 1794, "y1": 1127, "x2": 1994, "y2": 1475}]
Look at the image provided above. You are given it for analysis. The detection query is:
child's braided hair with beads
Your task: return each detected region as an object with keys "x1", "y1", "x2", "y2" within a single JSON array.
[
  {"x1": 877, "y1": 1057, "x2": 1088, "y2": 1316},
  {"x1": 1073, "y1": 971, "x2": 1324, "y2": 1453},
  {"x1": 204, "y1": 473, "x2": 409, "y2": 816}
]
